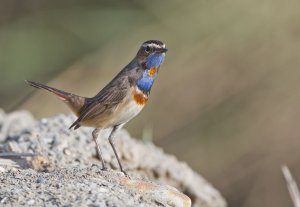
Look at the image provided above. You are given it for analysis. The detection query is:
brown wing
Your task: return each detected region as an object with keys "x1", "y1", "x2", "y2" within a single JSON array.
[{"x1": 69, "y1": 76, "x2": 130, "y2": 129}]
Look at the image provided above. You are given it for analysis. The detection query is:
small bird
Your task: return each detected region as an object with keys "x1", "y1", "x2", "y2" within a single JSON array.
[{"x1": 26, "y1": 40, "x2": 167, "y2": 175}]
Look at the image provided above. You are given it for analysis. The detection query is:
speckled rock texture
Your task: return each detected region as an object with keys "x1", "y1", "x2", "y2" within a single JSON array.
[{"x1": 0, "y1": 109, "x2": 226, "y2": 207}]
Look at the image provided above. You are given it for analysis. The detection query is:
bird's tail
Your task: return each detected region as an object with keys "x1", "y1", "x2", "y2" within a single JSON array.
[{"x1": 25, "y1": 80, "x2": 86, "y2": 117}]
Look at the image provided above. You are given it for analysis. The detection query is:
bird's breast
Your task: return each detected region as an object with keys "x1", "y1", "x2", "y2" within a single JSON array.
[
  {"x1": 110, "y1": 86, "x2": 146, "y2": 126},
  {"x1": 132, "y1": 86, "x2": 149, "y2": 105}
]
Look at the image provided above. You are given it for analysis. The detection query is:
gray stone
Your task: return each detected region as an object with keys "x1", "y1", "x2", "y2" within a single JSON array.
[
  {"x1": 0, "y1": 110, "x2": 34, "y2": 142},
  {"x1": 0, "y1": 110, "x2": 226, "y2": 207}
]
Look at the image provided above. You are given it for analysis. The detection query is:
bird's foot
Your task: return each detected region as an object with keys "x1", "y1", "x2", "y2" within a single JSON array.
[
  {"x1": 91, "y1": 163, "x2": 107, "y2": 172},
  {"x1": 121, "y1": 169, "x2": 128, "y2": 177}
]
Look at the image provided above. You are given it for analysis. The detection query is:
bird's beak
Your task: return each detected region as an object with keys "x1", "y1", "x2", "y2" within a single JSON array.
[{"x1": 157, "y1": 48, "x2": 168, "y2": 53}]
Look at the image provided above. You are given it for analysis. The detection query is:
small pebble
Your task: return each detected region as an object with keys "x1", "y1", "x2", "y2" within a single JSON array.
[
  {"x1": 36, "y1": 177, "x2": 46, "y2": 184},
  {"x1": 98, "y1": 187, "x2": 109, "y2": 193},
  {"x1": 27, "y1": 199, "x2": 35, "y2": 205},
  {"x1": 63, "y1": 148, "x2": 72, "y2": 155},
  {"x1": 41, "y1": 118, "x2": 48, "y2": 125},
  {"x1": 74, "y1": 158, "x2": 81, "y2": 163},
  {"x1": 0, "y1": 166, "x2": 6, "y2": 173},
  {"x1": 0, "y1": 197, "x2": 8, "y2": 204}
]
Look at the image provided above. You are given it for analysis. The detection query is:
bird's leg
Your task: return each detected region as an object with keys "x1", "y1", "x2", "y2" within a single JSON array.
[
  {"x1": 108, "y1": 126, "x2": 127, "y2": 175},
  {"x1": 92, "y1": 128, "x2": 106, "y2": 170}
]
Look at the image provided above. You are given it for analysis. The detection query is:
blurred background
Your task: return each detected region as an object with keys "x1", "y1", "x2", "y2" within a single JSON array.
[{"x1": 1, "y1": 0, "x2": 300, "y2": 206}]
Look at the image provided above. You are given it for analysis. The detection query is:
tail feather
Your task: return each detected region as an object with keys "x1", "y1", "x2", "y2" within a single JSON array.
[
  {"x1": 25, "y1": 80, "x2": 86, "y2": 119},
  {"x1": 26, "y1": 80, "x2": 70, "y2": 101}
]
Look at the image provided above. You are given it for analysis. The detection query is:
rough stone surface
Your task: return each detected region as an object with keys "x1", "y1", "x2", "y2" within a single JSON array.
[{"x1": 0, "y1": 110, "x2": 226, "y2": 207}]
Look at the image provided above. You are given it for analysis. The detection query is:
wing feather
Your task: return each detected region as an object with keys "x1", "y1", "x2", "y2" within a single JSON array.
[{"x1": 71, "y1": 75, "x2": 130, "y2": 128}]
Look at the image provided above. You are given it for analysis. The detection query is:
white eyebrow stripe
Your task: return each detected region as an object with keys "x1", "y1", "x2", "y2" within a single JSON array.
[{"x1": 143, "y1": 43, "x2": 162, "y2": 48}]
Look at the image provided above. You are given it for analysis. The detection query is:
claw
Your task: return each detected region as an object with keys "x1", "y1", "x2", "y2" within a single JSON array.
[{"x1": 121, "y1": 169, "x2": 128, "y2": 176}]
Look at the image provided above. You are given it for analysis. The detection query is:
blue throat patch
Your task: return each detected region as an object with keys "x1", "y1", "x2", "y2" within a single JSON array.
[{"x1": 137, "y1": 53, "x2": 165, "y2": 94}]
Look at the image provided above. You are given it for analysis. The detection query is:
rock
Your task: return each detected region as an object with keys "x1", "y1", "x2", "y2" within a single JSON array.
[
  {"x1": 0, "y1": 110, "x2": 226, "y2": 207},
  {"x1": 120, "y1": 177, "x2": 191, "y2": 207},
  {"x1": 0, "y1": 166, "x2": 6, "y2": 173},
  {"x1": 0, "y1": 109, "x2": 6, "y2": 125},
  {"x1": 31, "y1": 155, "x2": 53, "y2": 172},
  {"x1": 0, "y1": 110, "x2": 35, "y2": 142}
]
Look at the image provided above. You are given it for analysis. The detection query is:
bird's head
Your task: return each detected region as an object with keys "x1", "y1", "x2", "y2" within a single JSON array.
[
  {"x1": 136, "y1": 40, "x2": 168, "y2": 69},
  {"x1": 134, "y1": 40, "x2": 167, "y2": 94}
]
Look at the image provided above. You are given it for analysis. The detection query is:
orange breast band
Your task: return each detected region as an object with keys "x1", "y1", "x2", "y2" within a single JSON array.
[{"x1": 132, "y1": 88, "x2": 148, "y2": 105}]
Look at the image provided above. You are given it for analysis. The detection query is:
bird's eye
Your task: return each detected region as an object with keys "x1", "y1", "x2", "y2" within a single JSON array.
[{"x1": 145, "y1": 46, "x2": 151, "y2": 53}]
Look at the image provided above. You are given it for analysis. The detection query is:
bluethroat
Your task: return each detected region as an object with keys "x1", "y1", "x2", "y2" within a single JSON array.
[{"x1": 26, "y1": 40, "x2": 168, "y2": 175}]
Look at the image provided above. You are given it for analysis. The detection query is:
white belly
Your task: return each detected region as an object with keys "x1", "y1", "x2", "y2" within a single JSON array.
[
  {"x1": 81, "y1": 86, "x2": 147, "y2": 129},
  {"x1": 113, "y1": 99, "x2": 144, "y2": 125}
]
